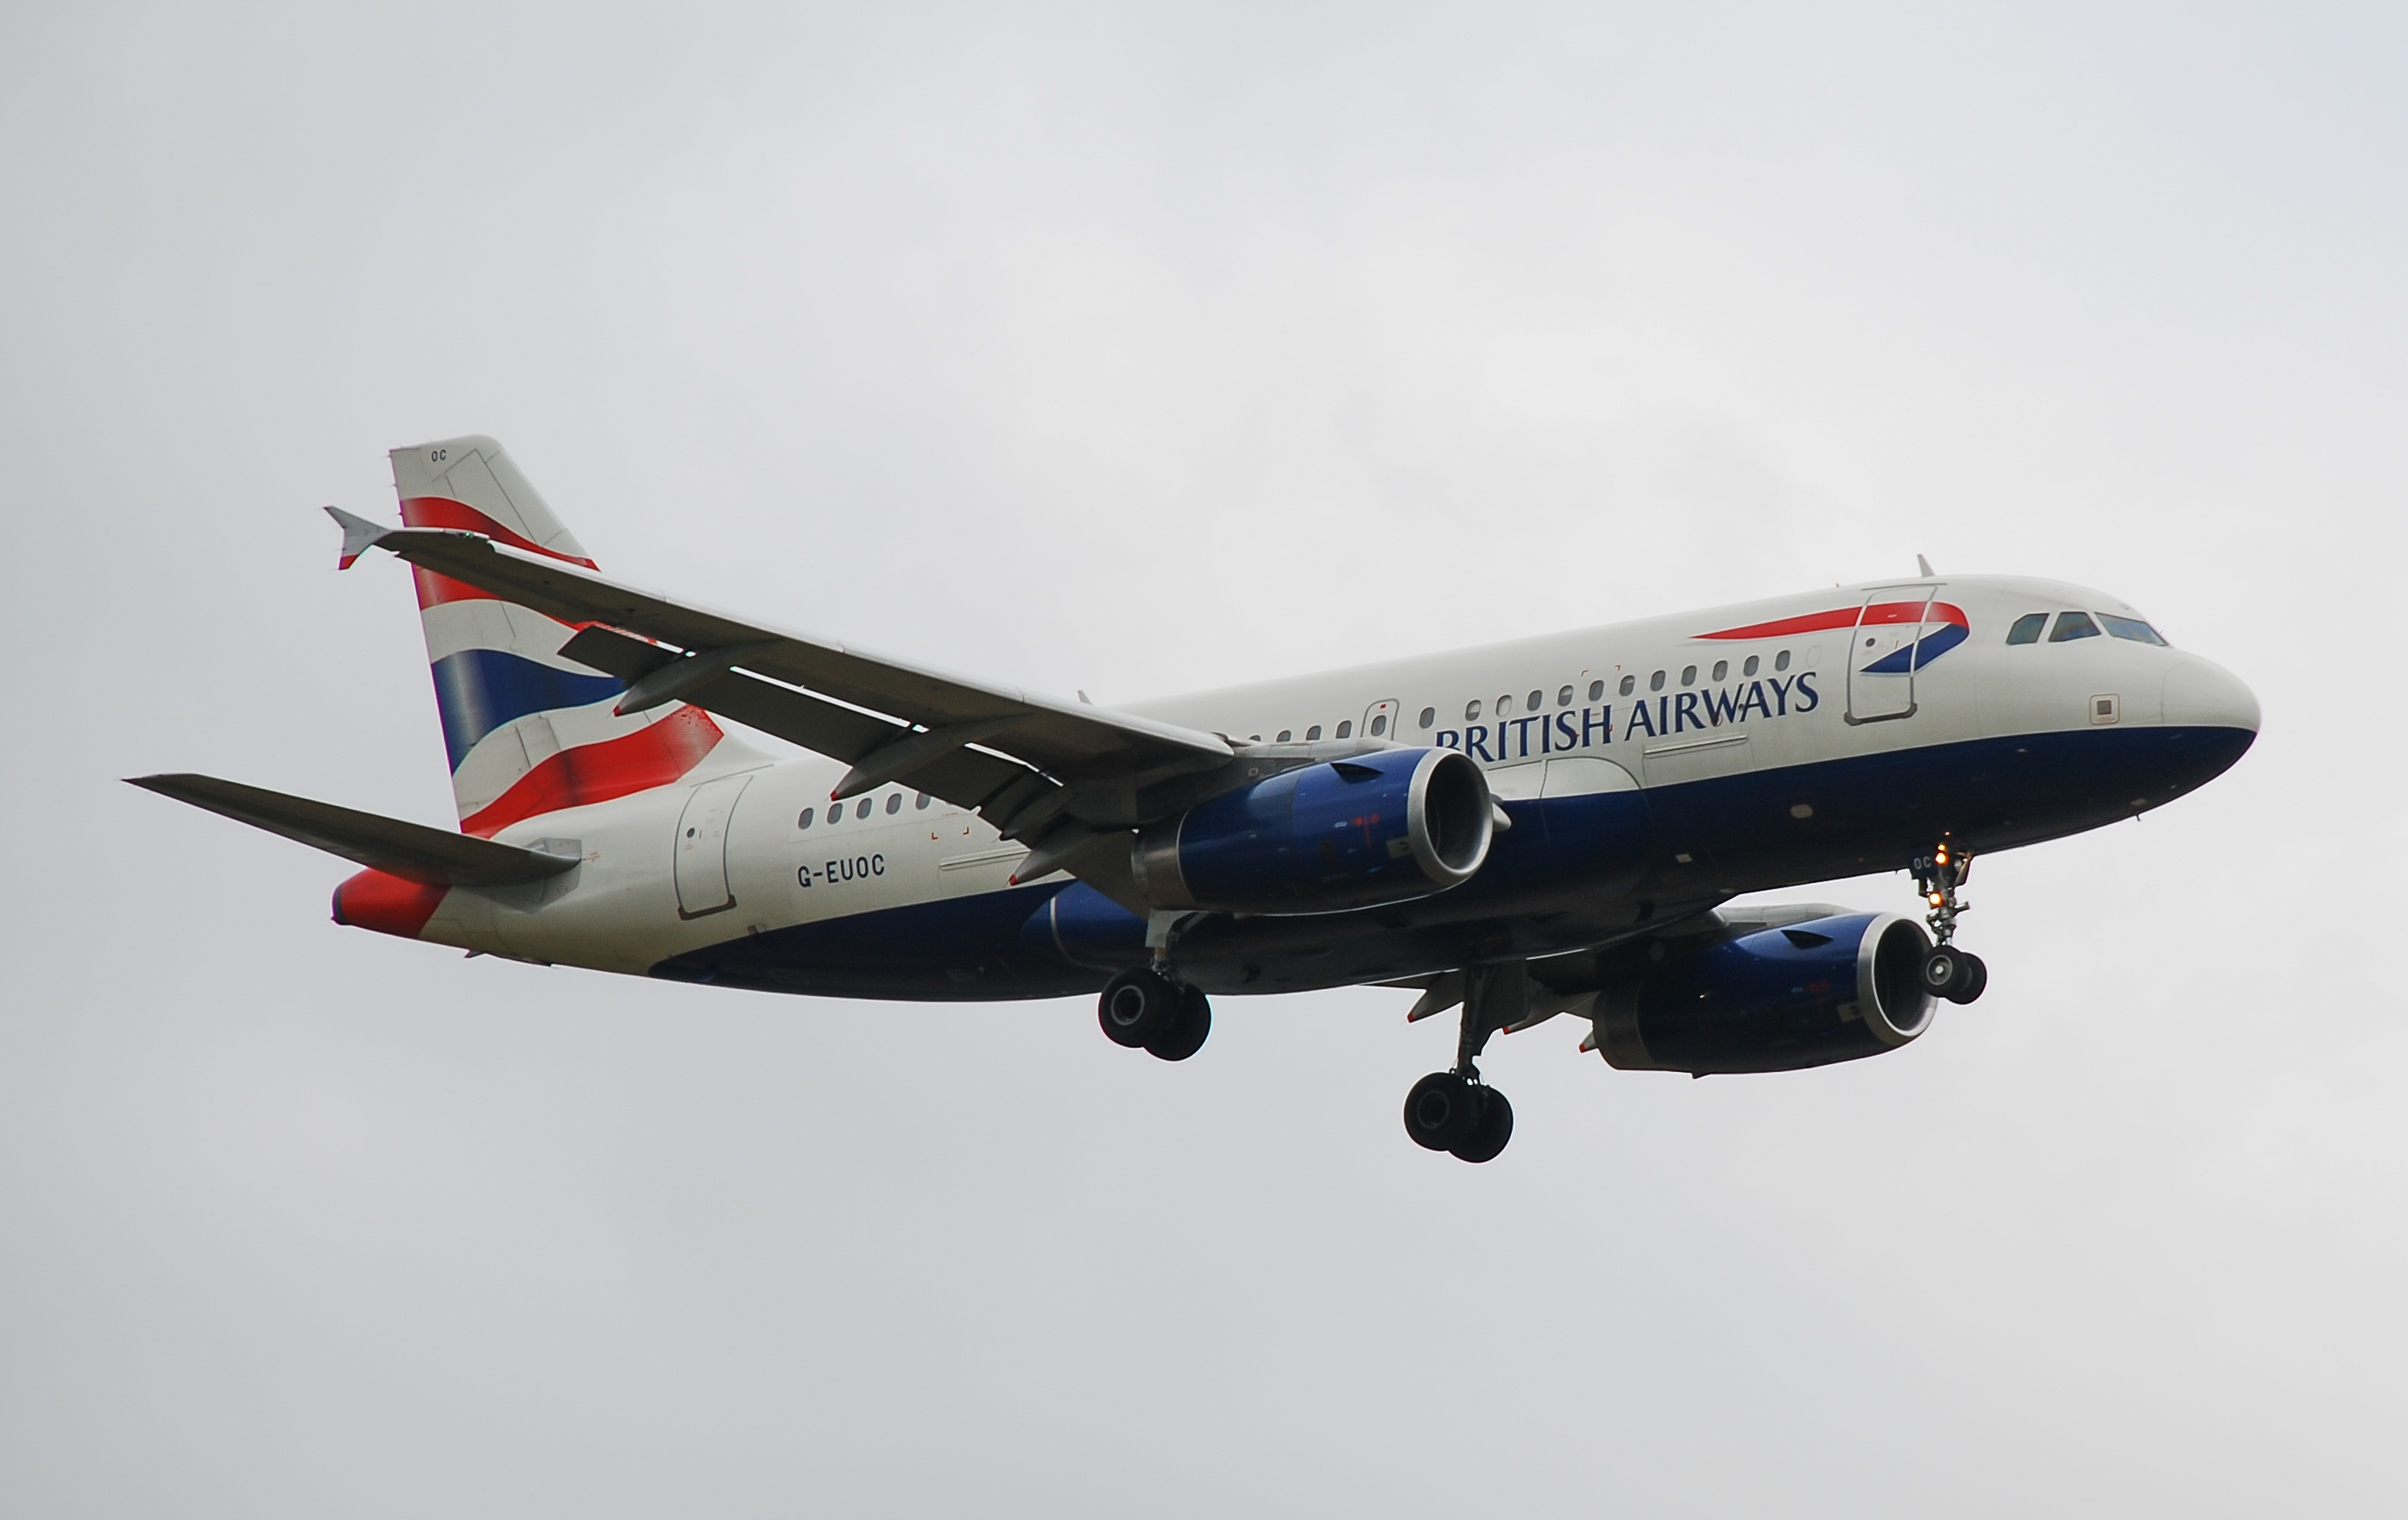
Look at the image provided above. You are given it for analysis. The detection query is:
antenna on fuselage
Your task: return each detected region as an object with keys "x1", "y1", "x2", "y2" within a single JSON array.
[{"x1": 1916, "y1": 554, "x2": 1936, "y2": 577}]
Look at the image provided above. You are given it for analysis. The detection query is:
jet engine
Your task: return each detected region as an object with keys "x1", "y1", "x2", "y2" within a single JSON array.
[
  {"x1": 1590, "y1": 912, "x2": 1934, "y2": 1075},
  {"x1": 1133, "y1": 747, "x2": 1493, "y2": 914}
]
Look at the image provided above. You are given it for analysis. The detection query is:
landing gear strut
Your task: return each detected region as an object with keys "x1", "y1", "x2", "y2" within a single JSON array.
[
  {"x1": 1401, "y1": 964, "x2": 1520, "y2": 1163},
  {"x1": 1097, "y1": 964, "x2": 1212, "y2": 1061},
  {"x1": 1911, "y1": 840, "x2": 1988, "y2": 1004}
]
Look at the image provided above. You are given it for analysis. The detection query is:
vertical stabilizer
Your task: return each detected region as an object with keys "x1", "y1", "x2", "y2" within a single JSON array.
[{"x1": 389, "y1": 435, "x2": 755, "y2": 836}]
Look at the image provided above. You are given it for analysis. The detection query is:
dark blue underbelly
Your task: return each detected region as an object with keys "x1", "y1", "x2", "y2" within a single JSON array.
[{"x1": 650, "y1": 724, "x2": 2253, "y2": 1000}]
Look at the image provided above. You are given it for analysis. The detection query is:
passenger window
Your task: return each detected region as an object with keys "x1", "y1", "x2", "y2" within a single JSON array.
[
  {"x1": 1743, "y1": 655, "x2": 1759, "y2": 677},
  {"x1": 1369, "y1": 715, "x2": 1387, "y2": 735},
  {"x1": 1464, "y1": 700, "x2": 1482, "y2": 722},
  {"x1": 2006, "y1": 613, "x2": 2047, "y2": 646},
  {"x1": 2101, "y1": 615, "x2": 2169, "y2": 646},
  {"x1": 1619, "y1": 675, "x2": 1635, "y2": 697},
  {"x1": 1588, "y1": 679, "x2": 1604, "y2": 701},
  {"x1": 2050, "y1": 611, "x2": 2101, "y2": 642},
  {"x1": 1557, "y1": 685, "x2": 1573, "y2": 707},
  {"x1": 1649, "y1": 671, "x2": 1665, "y2": 692},
  {"x1": 856, "y1": 798, "x2": 875, "y2": 819},
  {"x1": 1276, "y1": 729, "x2": 1292, "y2": 743},
  {"x1": 1419, "y1": 707, "x2": 1435, "y2": 729},
  {"x1": 1711, "y1": 660, "x2": 1728, "y2": 682},
  {"x1": 1526, "y1": 689, "x2": 1543, "y2": 710},
  {"x1": 916, "y1": 792, "x2": 931, "y2": 810},
  {"x1": 886, "y1": 792, "x2": 902, "y2": 814},
  {"x1": 1305, "y1": 725, "x2": 1322, "y2": 741},
  {"x1": 1496, "y1": 694, "x2": 1514, "y2": 715},
  {"x1": 1336, "y1": 721, "x2": 1352, "y2": 738},
  {"x1": 1680, "y1": 665, "x2": 1697, "y2": 686},
  {"x1": 1775, "y1": 650, "x2": 1791, "y2": 672},
  {"x1": 798, "y1": 807, "x2": 816, "y2": 829}
]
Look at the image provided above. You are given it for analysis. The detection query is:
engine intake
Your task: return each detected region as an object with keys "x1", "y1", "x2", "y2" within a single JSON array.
[
  {"x1": 1591, "y1": 912, "x2": 1933, "y2": 1075},
  {"x1": 1134, "y1": 747, "x2": 1492, "y2": 914}
]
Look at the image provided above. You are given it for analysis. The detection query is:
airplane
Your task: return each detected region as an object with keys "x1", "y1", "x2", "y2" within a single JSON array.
[{"x1": 132, "y1": 435, "x2": 2260, "y2": 1163}]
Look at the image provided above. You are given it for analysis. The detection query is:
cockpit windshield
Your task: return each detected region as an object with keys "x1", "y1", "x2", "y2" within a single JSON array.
[
  {"x1": 2049, "y1": 611, "x2": 2101, "y2": 642},
  {"x1": 2100, "y1": 614, "x2": 2168, "y2": 646}
]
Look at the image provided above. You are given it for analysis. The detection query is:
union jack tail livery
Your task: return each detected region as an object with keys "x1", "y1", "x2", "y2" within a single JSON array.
[{"x1": 385, "y1": 436, "x2": 751, "y2": 837}]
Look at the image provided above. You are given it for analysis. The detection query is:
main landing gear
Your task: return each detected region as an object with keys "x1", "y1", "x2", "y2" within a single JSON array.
[
  {"x1": 1401, "y1": 964, "x2": 1520, "y2": 1164},
  {"x1": 1912, "y1": 839, "x2": 1989, "y2": 1005},
  {"x1": 1097, "y1": 964, "x2": 1211, "y2": 1062}
]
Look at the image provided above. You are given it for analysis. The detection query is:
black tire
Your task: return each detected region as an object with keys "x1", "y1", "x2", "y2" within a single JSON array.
[
  {"x1": 1949, "y1": 953, "x2": 1989, "y2": 1005},
  {"x1": 1919, "y1": 945, "x2": 1974, "y2": 1001},
  {"x1": 1403, "y1": 1071, "x2": 1480, "y2": 1151},
  {"x1": 1098, "y1": 967, "x2": 1180, "y2": 1048},
  {"x1": 1146, "y1": 985, "x2": 1212, "y2": 1062},
  {"x1": 1450, "y1": 1086, "x2": 1514, "y2": 1164}
]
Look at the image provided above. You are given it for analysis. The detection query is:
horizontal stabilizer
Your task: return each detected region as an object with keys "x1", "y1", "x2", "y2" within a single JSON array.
[{"x1": 126, "y1": 773, "x2": 579, "y2": 886}]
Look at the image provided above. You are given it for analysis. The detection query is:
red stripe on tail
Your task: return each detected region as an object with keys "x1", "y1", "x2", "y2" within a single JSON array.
[
  {"x1": 399, "y1": 496, "x2": 600, "y2": 569},
  {"x1": 459, "y1": 703, "x2": 724, "y2": 837}
]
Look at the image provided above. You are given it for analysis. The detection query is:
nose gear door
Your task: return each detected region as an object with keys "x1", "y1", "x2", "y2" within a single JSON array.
[
  {"x1": 673, "y1": 773, "x2": 753, "y2": 918},
  {"x1": 1846, "y1": 584, "x2": 1940, "y2": 725}
]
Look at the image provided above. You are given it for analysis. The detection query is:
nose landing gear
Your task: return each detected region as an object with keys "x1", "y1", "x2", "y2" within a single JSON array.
[
  {"x1": 1401, "y1": 963, "x2": 1521, "y2": 1163},
  {"x1": 1912, "y1": 840, "x2": 1988, "y2": 1004}
]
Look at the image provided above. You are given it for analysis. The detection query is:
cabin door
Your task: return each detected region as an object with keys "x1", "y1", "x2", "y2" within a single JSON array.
[
  {"x1": 1846, "y1": 584, "x2": 1941, "y2": 725},
  {"x1": 673, "y1": 773, "x2": 753, "y2": 918}
]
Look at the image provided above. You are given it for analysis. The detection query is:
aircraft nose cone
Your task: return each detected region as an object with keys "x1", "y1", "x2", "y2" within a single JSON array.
[{"x1": 2161, "y1": 657, "x2": 2260, "y2": 733}]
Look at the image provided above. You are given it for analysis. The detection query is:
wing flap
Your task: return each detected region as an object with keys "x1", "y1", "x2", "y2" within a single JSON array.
[{"x1": 128, "y1": 773, "x2": 579, "y2": 886}]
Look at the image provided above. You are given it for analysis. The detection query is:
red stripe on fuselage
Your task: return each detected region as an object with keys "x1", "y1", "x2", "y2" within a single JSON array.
[
  {"x1": 332, "y1": 870, "x2": 449, "y2": 937},
  {"x1": 1697, "y1": 601, "x2": 1969, "y2": 640},
  {"x1": 458, "y1": 703, "x2": 724, "y2": 837},
  {"x1": 399, "y1": 496, "x2": 600, "y2": 568}
]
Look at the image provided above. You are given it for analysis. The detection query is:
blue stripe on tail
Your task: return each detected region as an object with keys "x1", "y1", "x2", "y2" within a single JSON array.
[{"x1": 429, "y1": 648, "x2": 625, "y2": 771}]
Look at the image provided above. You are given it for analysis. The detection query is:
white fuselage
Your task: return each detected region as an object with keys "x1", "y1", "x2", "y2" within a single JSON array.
[{"x1": 412, "y1": 574, "x2": 2258, "y2": 995}]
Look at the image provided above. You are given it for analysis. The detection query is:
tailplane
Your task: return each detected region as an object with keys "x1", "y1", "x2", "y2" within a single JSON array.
[{"x1": 380, "y1": 435, "x2": 755, "y2": 835}]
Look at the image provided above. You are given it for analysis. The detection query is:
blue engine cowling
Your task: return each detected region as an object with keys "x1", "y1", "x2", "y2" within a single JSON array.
[
  {"x1": 1132, "y1": 747, "x2": 1494, "y2": 914},
  {"x1": 1590, "y1": 912, "x2": 1934, "y2": 1075}
]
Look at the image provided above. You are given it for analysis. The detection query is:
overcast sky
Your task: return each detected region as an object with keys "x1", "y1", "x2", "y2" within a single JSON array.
[{"x1": 3, "y1": 3, "x2": 2404, "y2": 1516}]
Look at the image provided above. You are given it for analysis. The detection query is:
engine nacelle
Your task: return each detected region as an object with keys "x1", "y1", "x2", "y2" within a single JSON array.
[
  {"x1": 1590, "y1": 912, "x2": 1934, "y2": 1075},
  {"x1": 1133, "y1": 747, "x2": 1493, "y2": 914}
]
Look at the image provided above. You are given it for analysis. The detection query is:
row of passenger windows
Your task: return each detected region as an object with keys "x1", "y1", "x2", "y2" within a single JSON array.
[
  {"x1": 2005, "y1": 610, "x2": 2168, "y2": 646},
  {"x1": 799, "y1": 791, "x2": 933, "y2": 829},
  {"x1": 1419, "y1": 649, "x2": 1798, "y2": 726},
  {"x1": 1258, "y1": 717, "x2": 1370, "y2": 743}
]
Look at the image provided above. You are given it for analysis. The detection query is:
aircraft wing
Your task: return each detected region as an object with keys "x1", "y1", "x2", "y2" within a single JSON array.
[
  {"x1": 128, "y1": 773, "x2": 579, "y2": 886},
  {"x1": 333, "y1": 513, "x2": 1232, "y2": 789}
]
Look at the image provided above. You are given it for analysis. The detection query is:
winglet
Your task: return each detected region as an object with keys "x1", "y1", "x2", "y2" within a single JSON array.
[{"x1": 325, "y1": 506, "x2": 393, "y2": 570}]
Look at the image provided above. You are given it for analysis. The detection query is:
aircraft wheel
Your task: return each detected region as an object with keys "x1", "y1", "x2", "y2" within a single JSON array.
[
  {"x1": 1919, "y1": 945, "x2": 1975, "y2": 1002},
  {"x1": 1947, "y1": 953, "x2": 1989, "y2": 1005},
  {"x1": 1098, "y1": 966, "x2": 1181, "y2": 1049},
  {"x1": 1450, "y1": 1086, "x2": 1514, "y2": 1164},
  {"x1": 1146, "y1": 984, "x2": 1212, "y2": 1062},
  {"x1": 1403, "y1": 1071, "x2": 1481, "y2": 1151}
]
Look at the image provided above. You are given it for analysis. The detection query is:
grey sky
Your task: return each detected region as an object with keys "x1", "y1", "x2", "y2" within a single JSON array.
[{"x1": 3, "y1": 3, "x2": 2403, "y2": 1515}]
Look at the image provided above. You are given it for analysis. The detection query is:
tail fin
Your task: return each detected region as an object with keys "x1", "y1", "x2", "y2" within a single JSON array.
[{"x1": 389, "y1": 435, "x2": 754, "y2": 836}]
